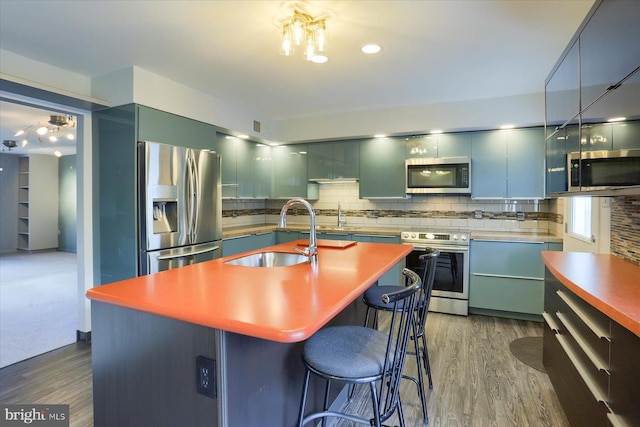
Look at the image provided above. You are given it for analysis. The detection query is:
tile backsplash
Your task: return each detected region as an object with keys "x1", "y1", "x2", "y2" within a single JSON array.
[
  {"x1": 223, "y1": 182, "x2": 562, "y2": 234},
  {"x1": 610, "y1": 195, "x2": 640, "y2": 265}
]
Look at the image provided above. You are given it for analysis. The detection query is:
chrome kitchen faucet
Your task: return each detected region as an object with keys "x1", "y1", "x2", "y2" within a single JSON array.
[{"x1": 278, "y1": 198, "x2": 318, "y2": 264}]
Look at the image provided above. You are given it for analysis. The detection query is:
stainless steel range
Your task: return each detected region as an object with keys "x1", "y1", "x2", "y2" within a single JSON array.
[{"x1": 401, "y1": 230, "x2": 469, "y2": 316}]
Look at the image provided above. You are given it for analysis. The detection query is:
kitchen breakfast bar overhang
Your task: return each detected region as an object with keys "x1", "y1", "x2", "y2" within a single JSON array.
[{"x1": 86, "y1": 240, "x2": 412, "y2": 427}]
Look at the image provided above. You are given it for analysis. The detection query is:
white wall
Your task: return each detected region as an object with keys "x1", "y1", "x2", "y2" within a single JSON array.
[
  {"x1": 91, "y1": 66, "x2": 279, "y2": 141},
  {"x1": 276, "y1": 92, "x2": 546, "y2": 142}
]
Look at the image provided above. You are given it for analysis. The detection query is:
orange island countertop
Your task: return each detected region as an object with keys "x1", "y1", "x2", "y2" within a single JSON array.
[
  {"x1": 541, "y1": 251, "x2": 640, "y2": 336},
  {"x1": 86, "y1": 240, "x2": 412, "y2": 343}
]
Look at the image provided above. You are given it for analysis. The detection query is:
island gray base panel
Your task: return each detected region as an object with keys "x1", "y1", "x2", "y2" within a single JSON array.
[
  {"x1": 222, "y1": 298, "x2": 367, "y2": 427},
  {"x1": 91, "y1": 298, "x2": 367, "y2": 427},
  {"x1": 91, "y1": 302, "x2": 221, "y2": 427}
]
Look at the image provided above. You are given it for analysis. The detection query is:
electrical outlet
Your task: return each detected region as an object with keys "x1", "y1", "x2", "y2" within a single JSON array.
[{"x1": 196, "y1": 356, "x2": 217, "y2": 398}]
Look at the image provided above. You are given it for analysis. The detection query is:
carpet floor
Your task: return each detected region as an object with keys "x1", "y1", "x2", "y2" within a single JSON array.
[{"x1": 0, "y1": 250, "x2": 78, "y2": 368}]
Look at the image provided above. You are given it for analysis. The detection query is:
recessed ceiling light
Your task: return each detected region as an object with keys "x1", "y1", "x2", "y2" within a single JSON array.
[
  {"x1": 430, "y1": 130, "x2": 443, "y2": 134},
  {"x1": 361, "y1": 44, "x2": 382, "y2": 54},
  {"x1": 500, "y1": 124, "x2": 515, "y2": 129},
  {"x1": 311, "y1": 55, "x2": 328, "y2": 64},
  {"x1": 373, "y1": 134, "x2": 387, "y2": 138},
  {"x1": 237, "y1": 134, "x2": 249, "y2": 139}
]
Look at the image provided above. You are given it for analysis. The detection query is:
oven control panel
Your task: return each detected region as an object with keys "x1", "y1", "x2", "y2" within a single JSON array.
[{"x1": 401, "y1": 231, "x2": 469, "y2": 245}]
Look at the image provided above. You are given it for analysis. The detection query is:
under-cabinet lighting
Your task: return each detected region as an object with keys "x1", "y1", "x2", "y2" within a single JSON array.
[
  {"x1": 373, "y1": 134, "x2": 387, "y2": 138},
  {"x1": 500, "y1": 124, "x2": 515, "y2": 129},
  {"x1": 607, "y1": 117, "x2": 626, "y2": 122},
  {"x1": 430, "y1": 130, "x2": 443, "y2": 134}
]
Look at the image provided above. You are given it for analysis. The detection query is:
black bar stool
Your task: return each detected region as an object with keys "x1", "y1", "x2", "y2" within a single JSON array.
[
  {"x1": 297, "y1": 268, "x2": 421, "y2": 427},
  {"x1": 362, "y1": 248, "x2": 440, "y2": 424}
]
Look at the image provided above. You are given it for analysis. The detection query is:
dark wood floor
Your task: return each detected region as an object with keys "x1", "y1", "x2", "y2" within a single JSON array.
[{"x1": 0, "y1": 314, "x2": 568, "y2": 427}]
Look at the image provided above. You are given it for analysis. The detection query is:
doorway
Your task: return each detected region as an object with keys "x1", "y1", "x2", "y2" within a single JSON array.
[{"x1": 0, "y1": 98, "x2": 79, "y2": 367}]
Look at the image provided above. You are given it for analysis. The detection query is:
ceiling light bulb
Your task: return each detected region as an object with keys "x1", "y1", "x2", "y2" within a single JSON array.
[
  {"x1": 280, "y1": 24, "x2": 295, "y2": 56},
  {"x1": 49, "y1": 135, "x2": 58, "y2": 142},
  {"x1": 54, "y1": 150, "x2": 62, "y2": 157},
  {"x1": 304, "y1": 30, "x2": 315, "y2": 61},
  {"x1": 37, "y1": 126, "x2": 48, "y2": 135},
  {"x1": 315, "y1": 20, "x2": 327, "y2": 52},
  {"x1": 292, "y1": 12, "x2": 306, "y2": 46},
  {"x1": 311, "y1": 55, "x2": 328, "y2": 64},
  {"x1": 66, "y1": 133, "x2": 75, "y2": 140},
  {"x1": 21, "y1": 140, "x2": 28, "y2": 147},
  {"x1": 361, "y1": 44, "x2": 382, "y2": 54},
  {"x1": 14, "y1": 130, "x2": 25, "y2": 137}
]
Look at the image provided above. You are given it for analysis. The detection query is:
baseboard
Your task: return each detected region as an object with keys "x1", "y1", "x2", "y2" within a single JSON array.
[{"x1": 76, "y1": 330, "x2": 91, "y2": 344}]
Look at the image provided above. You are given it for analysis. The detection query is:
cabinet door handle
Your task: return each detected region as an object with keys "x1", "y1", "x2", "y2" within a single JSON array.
[
  {"x1": 555, "y1": 334, "x2": 608, "y2": 404},
  {"x1": 542, "y1": 312, "x2": 560, "y2": 333},
  {"x1": 556, "y1": 290, "x2": 611, "y2": 341},
  {"x1": 556, "y1": 311, "x2": 610, "y2": 373}
]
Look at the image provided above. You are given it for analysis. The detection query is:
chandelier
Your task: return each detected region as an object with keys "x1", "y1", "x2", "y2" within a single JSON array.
[
  {"x1": 280, "y1": 11, "x2": 327, "y2": 63},
  {"x1": 13, "y1": 115, "x2": 76, "y2": 146}
]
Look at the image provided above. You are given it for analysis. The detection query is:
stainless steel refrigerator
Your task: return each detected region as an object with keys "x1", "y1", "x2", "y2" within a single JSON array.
[{"x1": 138, "y1": 140, "x2": 222, "y2": 275}]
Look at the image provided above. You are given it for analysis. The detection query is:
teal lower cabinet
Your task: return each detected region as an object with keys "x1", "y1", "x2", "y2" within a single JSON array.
[
  {"x1": 223, "y1": 232, "x2": 275, "y2": 256},
  {"x1": 275, "y1": 230, "x2": 300, "y2": 244},
  {"x1": 352, "y1": 234, "x2": 402, "y2": 286},
  {"x1": 469, "y1": 240, "x2": 562, "y2": 320}
]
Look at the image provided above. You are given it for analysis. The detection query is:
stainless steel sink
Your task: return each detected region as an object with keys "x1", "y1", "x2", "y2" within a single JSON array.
[{"x1": 223, "y1": 251, "x2": 310, "y2": 267}]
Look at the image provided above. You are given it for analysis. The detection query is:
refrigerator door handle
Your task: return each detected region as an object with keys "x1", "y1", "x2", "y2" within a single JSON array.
[
  {"x1": 157, "y1": 245, "x2": 221, "y2": 261},
  {"x1": 191, "y1": 150, "x2": 200, "y2": 244}
]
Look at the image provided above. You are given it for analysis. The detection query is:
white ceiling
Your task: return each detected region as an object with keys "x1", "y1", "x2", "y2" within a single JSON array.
[{"x1": 0, "y1": 0, "x2": 595, "y2": 154}]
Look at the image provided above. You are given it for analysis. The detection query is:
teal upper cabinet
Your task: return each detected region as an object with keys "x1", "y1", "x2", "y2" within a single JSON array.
[
  {"x1": 308, "y1": 141, "x2": 359, "y2": 180},
  {"x1": 406, "y1": 133, "x2": 471, "y2": 158},
  {"x1": 472, "y1": 128, "x2": 544, "y2": 199},
  {"x1": 272, "y1": 144, "x2": 309, "y2": 198},
  {"x1": 507, "y1": 128, "x2": 545, "y2": 199},
  {"x1": 359, "y1": 137, "x2": 406, "y2": 198},
  {"x1": 253, "y1": 144, "x2": 274, "y2": 198},
  {"x1": 406, "y1": 135, "x2": 437, "y2": 158},
  {"x1": 436, "y1": 133, "x2": 472, "y2": 158},
  {"x1": 213, "y1": 134, "x2": 239, "y2": 198},
  {"x1": 308, "y1": 143, "x2": 332, "y2": 179},
  {"x1": 612, "y1": 120, "x2": 640, "y2": 150},
  {"x1": 213, "y1": 135, "x2": 274, "y2": 198},
  {"x1": 332, "y1": 141, "x2": 359, "y2": 179},
  {"x1": 545, "y1": 40, "x2": 580, "y2": 135},
  {"x1": 471, "y1": 130, "x2": 507, "y2": 198},
  {"x1": 580, "y1": 123, "x2": 613, "y2": 152},
  {"x1": 579, "y1": 0, "x2": 640, "y2": 114},
  {"x1": 137, "y1": 105, "x2": 214, "y2": 150}
]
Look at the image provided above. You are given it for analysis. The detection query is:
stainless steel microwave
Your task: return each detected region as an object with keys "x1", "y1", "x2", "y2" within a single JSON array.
[
  {"x1": 406, "y1": 157, "x2": 471, "y2": 194},
  {"x1": 568, "y1": 148, "x2": 640, "y2": 191}
]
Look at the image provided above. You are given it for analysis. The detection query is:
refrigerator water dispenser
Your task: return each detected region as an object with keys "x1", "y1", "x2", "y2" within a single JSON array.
[{"x1": 153, "y1": 200, "x2": 177, "y2": 234}]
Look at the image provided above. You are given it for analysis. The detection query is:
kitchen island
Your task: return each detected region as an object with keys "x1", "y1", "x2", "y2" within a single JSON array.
[
  {"x1": 541, "y1": 252, "x2": 640, "y2": 427},
  {"x1": 87, "y1": 240, "x2": 411, "y2": 427}
]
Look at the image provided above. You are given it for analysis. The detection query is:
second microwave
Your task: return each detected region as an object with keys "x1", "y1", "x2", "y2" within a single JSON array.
[{"x1": 406, "y1": 157, "x2": 471, "y2": 194}]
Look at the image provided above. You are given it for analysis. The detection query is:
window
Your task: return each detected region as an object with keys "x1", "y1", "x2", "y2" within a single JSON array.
[{"x1": 570, "y1": 196, "x2": 592, "y2": 240}]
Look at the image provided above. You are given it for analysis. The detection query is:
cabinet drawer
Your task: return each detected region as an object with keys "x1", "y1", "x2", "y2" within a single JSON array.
[
  {"x1": 471, "y1": 241, "x2": 547, "y2": 278},
  {"x1": 469, "y1": 275, "x2": 543, "y2": 314}
]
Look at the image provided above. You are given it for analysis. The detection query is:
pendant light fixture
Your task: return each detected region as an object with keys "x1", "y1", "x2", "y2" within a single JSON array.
[{"x1": 280, "y1": 10, "x2": 327, "y2": 63}]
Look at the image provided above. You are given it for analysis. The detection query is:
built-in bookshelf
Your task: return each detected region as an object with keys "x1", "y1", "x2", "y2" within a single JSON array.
[{"x1": 16, "y1": 154, "x2": 59, "y2": 251}]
